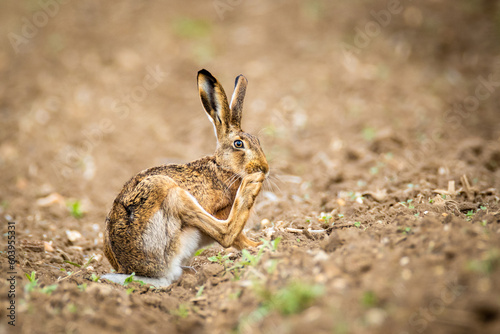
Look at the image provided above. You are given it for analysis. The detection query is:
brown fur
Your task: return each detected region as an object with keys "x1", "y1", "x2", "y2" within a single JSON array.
[{"x1": 104, "y1": 70, "x2": 269, "y2": 278}]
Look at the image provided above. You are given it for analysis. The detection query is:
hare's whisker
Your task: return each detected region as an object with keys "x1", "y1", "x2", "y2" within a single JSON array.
[{"x1": 268, "y1": 177, "x2": 283, "y2": 194}]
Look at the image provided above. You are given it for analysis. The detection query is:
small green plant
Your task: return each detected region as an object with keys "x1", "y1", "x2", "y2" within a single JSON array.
[
  {"x1": 171, "y1": 304, "x2": 190, "y2": 318},
  {"x1": 67, "y1": 303, "x2": 78, "y2": 313},
  {"x1": 255, "y1": 281, "x2": 324, "y2": 316},
  {"x1": 61, "y1": 255, "x2": 95, "y2": 281},
  {"x1": 400, "y1": 199, "x2": 414, "y2": 209},
  {"x1": 78, "y1": 283, "x2": 87, "y2": 292},
  {"x1": 25, "y1": 271, "x2": 39, "y2": 293},
  {"x1": 25, "y1": 271, "x2": 57, "y2": 295},
  {"x1": 229, "y1": 290, "x2": 242, "y2": 300},
  {"x1": 196, "y1": 285, "x2": 204, "y2": 297},
  {"x1": 266, "y1": 237, "x2": 282, "y2": 252},
  {"x1": 361, "y1": 290, "x2": 377, "y2": 308},
  {"x1": 481, "y1": 220, "x2": 488, "y2": 227},
  {"x1": 466, "y1": 250, "x2": 499, "y2": 274},
  {"x1": 194, "y1": 247, "x2": 207, "y2": 257},
  {"x1": 65, "y1": 255, "x2": 95, "y2": 269},
  {"x1": 414, "y1": 213, "x2": 420, "y2": 217},
  {"x1": 240, "y1": 249, "x2": 261, "y2": 267},
  {"x1": 429, "y1": 198, "x2": 434, "y2": 204},
  {"x1": 362, "y1": 127, "x2": 376, "y2": 141},
  {"x1": 67, "y1": 200, "x2": 83, "y2": 218},
  {"x1": 318, "y1": 212, "x2": 333, "y2": 226},
  {"x1": 354, "y1": 222, "x2": 361, "y2": 228},
  {"x1": 403, "y1": 227, "x2": 412, "y2": 234},
  {"x1": 338, "y1": 214, "x2": 344, "y2": 218},
  {"x1": 466, "y1": 210, "x2": 475, "y2": 221},
  {"x1": 124, "y1": 272, "x2": 145, "y2": 286},
  {"x1": 441, "y1": 194, "x2": 446, "y2": 199},
  {"x1": 60, "y1": 268, "x2": 73, "y2": 277},
  {"x1": 41, "y1": 284, "x2": 58, "y2": 295},
  {"x1": 227, "y1": 238, "x2": 281, "y2": 279},
  {"x1": 208, "y1": 252, "x2": 233, "y2": 269},
  {"x1": 91, "y1": 273, "x2": 100, "y2": 282},
  {"x1": 480, "y1": 206, "x2": 487, "y2": 211}
]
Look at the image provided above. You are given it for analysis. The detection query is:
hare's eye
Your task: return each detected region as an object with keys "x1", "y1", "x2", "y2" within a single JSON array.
[{"x1": 233, "y1": 140, "x2": 244, "y2": 149}]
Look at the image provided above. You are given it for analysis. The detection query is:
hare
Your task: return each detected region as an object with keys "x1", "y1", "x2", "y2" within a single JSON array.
[{"x1": 102, "y1": 69, "x2": 269, "y2": 287}]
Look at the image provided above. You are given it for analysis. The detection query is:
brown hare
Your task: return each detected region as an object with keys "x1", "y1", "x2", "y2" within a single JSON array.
[{"x1": 102, "y1": 69, "x2": 269, "y2": 287}]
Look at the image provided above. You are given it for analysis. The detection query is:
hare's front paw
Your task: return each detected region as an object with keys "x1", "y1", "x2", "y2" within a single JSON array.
[
  {"x1": 242, "y1": 172, "x2": 264, "y2": 197},
  {"x1": 244, "y1": 172, "x2": 265, "y2": 184}
]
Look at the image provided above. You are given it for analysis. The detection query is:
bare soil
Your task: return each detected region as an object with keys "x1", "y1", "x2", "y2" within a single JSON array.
[{"x1": 1, "y1": 1, "x2": 500, "y2": 333}]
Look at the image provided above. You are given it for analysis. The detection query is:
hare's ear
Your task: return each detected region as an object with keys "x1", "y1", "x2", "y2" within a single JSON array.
[
  {"x1": 198, "y1": 69, "x2": 231, "y2": 138},
  {"x1": 229, "y1": 74, "x2": 248, "y2": 129}
]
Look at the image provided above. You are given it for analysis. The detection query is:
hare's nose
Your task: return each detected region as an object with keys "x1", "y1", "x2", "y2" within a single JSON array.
[{"x1": 260, "y1": 162, "x2": 269, "y2": 175}]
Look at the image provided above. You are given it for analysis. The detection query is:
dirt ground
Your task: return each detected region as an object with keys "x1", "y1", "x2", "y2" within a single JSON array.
[{"x1": 1, "y1": 1, "x2": 500, "y2": 333}]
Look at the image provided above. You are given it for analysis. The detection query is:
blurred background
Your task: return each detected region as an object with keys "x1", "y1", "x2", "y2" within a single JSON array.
[{"x1": 2, "y1": 1, "x2": 500, "y2": 333}]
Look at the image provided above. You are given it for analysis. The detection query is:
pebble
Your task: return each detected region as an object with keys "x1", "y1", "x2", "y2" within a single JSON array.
[
  {"x1": 44, "y1": 241, "x2": 54, "y2": 252},
  {"x1": 66, "y1": 230, "x2": 83, "y2": 242}
]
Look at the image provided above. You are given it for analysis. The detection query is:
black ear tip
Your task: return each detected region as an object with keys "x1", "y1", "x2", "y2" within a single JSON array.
[
  {"x1": 198, "y1": 69, "x2": 218, "y2": 85},
  {"x1": 198, "y1": 69, "x2": 212, "y2": 77},
  {"x1": 234, "y1": 74, "x2": 247, "y2": 87}
]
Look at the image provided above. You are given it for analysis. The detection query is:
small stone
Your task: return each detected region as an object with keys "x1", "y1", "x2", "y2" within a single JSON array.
[
  {"x1": 313, "y1": 250, "x2": 329, "y2": 262},
  {"x1": 399, "y1": 256, "x2": 410, "y2": 266},
  {"x1": 44, "y1": 241, "x2": 54, "y2": 252},
  {"x1": 66, "y1": 230, "x2": 83, "y2": 242},
  {"x1": 36, "y1": 193, "x2": 65, "y2": 207},
  {"x1": 366, "y1": 308, "x2": 387, "y2": 326}
]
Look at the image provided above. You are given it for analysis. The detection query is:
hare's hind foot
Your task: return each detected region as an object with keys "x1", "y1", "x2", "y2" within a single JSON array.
[
  {"x1": 101, "y1": 273, "x2": 173, "y2": 288},
  {"x1": 231, "y1": 232, "x2": 262, "y2": 250}
]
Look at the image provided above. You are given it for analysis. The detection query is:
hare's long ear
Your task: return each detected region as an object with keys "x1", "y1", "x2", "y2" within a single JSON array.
[
  {"x1": 198, "y1": 69, "x2": 231, "y2": 138},
  {"x1": 229, "y1": 74, "x2": 248, "y2": 129}
]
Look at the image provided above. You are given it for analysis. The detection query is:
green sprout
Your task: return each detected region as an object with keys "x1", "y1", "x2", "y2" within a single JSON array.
[
  {"x1": 208, "y1": 252, "x2": 233, "y2": 269},
  {"x1": 124, "y1": 272, "x2": 145, "y2": 286},
  {"x1": 25, "y1": 271, "x2": 39, "y2": 293},
  {"x1": 171, "y1": 304, "x2": 190, "y2": 318},
  {"x1": 361, "y1": 290, "x2": 377, "y2": 308},
  {"x1": 194, "y1": 247, "x2": 207, "y2": 257},
  {"x1": 66, "y1": 200, "x2": 83, "y2": 219},
  {"x1": 318, "y1": 212, "x2": 333, "y2": 226},
  {"x1": 25, "y1": 271, "x2": 57, "y2": 295},
  {"x1": 407, "y1": 199, "x2": 414, "y2": 209},
  {"x1": 362, "y1": 127, "x2": 376, "y2": 141},
  {"x1": 400, "y1": 199, "x2": 414, "y2": 209},
  {"x1": 196, "y1": 285, "x2": 204, "y2": 297},
  {"x1": 254, "y1": 281, "x2": 324, "y2": 316}
]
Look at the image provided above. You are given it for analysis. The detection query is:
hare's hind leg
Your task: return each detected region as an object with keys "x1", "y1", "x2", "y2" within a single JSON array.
[{"x1": 164, "y1": 172, "x2": 264, "y2": 248}]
